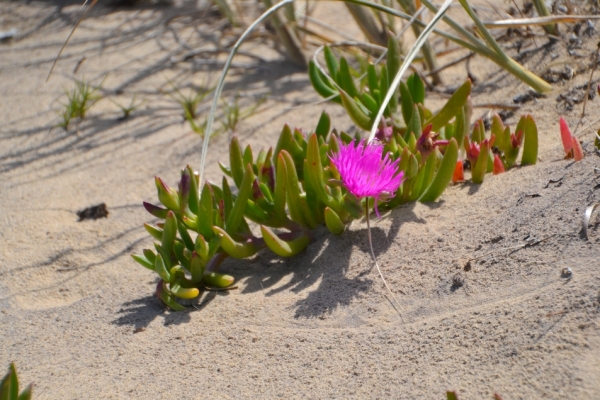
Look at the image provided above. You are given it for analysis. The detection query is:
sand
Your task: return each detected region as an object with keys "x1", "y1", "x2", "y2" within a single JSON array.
[{"x1": 1, "y1": 0, "x2": 599, "y2": 398}]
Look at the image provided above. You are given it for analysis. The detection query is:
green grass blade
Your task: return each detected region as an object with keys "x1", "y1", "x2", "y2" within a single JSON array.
[
  {"x1": 198, "y1": 0, "x2": 294, "y2": 188},
  {"x1": 368, "y1": 0, "x2": 453, "y2": 143}
]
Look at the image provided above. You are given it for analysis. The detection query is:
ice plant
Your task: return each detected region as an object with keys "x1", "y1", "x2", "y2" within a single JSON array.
[
  {"x1": 330, "y1": 138, "x2": 404, "y2": 314},
  {"x1": 330, "y1": 139, "x2": 403, "y2": 217},
  {"x1": 416, "y1": 124, "x2": 449, "y2": 159},
  {"x1": 559, "y1": 117, "x2": 584, "y2": 161},
  {"x1": 493, "y1": 154, "x2": 506, "y2": 175}
]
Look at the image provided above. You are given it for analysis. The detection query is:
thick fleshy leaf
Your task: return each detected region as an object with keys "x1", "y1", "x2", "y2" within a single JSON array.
[
  {"x1": 521, "y1": 115, "x2": 538, "y2": 165},
  {"x1": 315, "y1": 111, "x2": 331, "y2": 140},
  {"x1": 472, "y1": 140, "x2": 490, "y2": 184},
  {"x1": 189, "y1": 252, "x2": 205, "y2": 283},
  {"x1": 173, "y1": 241, "x2": 190, "y2": 271},
  {"x1": 229, "y1": 135, "x2": 245, "y2": 188},
  {"x1": 453, "y1": 107, "x2": 467, "y2": 147},
  {"x1": 273, "y1": 153, "x2": 287, "y2": 223},
  {"x1": 338, "y1": 57, "x2": 359, "y2": 99},
  {"x1": 213, "y1": 226, "x2": 257, "y2": 259},
  {"x1": 132, "y1": 254, "x2": 154, "y2": 271},
  {"x1": 170, "y1": 282, "x2": 199, "y2": 299},
  {"x1": 572, "y1": 136, "x2": 584, "y2": 161},
  {"x1": 308, "y1": 60, "x2": 340, "y2": 103},
  {"x1": 260, "y1": 225, "x2": 310, "y2": 257},
  {"x1": 203, "y1": 272, "x2": 234, "y2": 288},
  {"x1": 490, "y1": 114, "x2": 505, "y2": 149},
  {"x1": 161, "y1": 211, "x2": 177, "y2": 255},
  {"x1": 143, "y1": 202, "x2": 169, "y2": 219},
  {"x1": 399, "y1": 81, "x2": 414, "y2": 125},
  {"x1": 386, "y1": 34, "x2": 401, "y2": 112},
  {"x1": 156, "y1": 281, "x2": 185, "y2": 311},
  {"x1": 273, "y1": 124, "x2": 304, "y2": 167},
  {"x1": 307, "y1": 133, "x2": 335, "y2": 208},
  {"x1": 559, "y1": 117, "x2": 573, "y2": 156},
  {"x1": 323, "y1": 46, "x2": 339, "y2": 79},
  {"x1": 243, "y1": 145, "x2": 253, "y2": 172},
  {"x1": 324, "y1": 207, "x2": 345, "y2": 235},
  {"x1": 225, "y1": 163, "x2": 254, "y2": 235},
  {"x1": 186, "y1": 165, "x2": 199, "y2": 216},
  {"x1": 415, "y1": 150, "x2": 438, "y2": 199},
  {"x1": 452, "y1": 160, "x2": 464, "y2": 182},
  {"x1": 419, "y1": 138, "x2": 459, "y2": 202},
  {"x1": 144, "y1": 223, "x2": 163, "y2": 241},
  {"x1": 367, "y1": 64, "x2": 379, "y2": 95},
  {"x1": 177, "y1": 222, "x2": 194, "y2": 251},
  {"x1": 178, "y1": 168, "x2": 191, "y2": 213},
  {"x1": 154, "y1": 253, "x2": 171, "y2": 283},
  {"x1": 155, "y1": 177, "x2": 179, "y2": 210},
  {"x1": 339, "y1": 88, "x2": 372, "y2": 131},
  {"x1": 493, "y1": 154, "x2": 506, "y2": 175},
  {"x1": 18, "y1": 384, "x2": 32, "y2": 400},
  {"x1": 407, "y1": 73, "x2": 425, "y2": 105},
  {"x1": 198, "y1": 183, "x2": 214, "y2": 239},
  {"x1": 281, "y1": 151, "x2": 318, "y2": 228},
  {"x1": 426, "y1": 79, "x2": 471, "y2": 132}
]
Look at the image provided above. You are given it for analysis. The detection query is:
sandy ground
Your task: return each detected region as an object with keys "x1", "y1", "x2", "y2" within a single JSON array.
[{"x1": 1, "y1": 0, "x2": 600, "y2": 398}]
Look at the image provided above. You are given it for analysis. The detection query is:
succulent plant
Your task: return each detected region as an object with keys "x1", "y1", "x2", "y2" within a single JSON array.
[
  {"x1": 0, "y1": 363, "x2": 32, "y2": 400},
  {"x1": 134, "y1": 71, "x2": 538, "y2": 309}
]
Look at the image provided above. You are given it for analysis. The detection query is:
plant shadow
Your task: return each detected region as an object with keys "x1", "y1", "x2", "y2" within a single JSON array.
[{"x1": 221, "y1": 203, "x2": 424, "y2": 319}]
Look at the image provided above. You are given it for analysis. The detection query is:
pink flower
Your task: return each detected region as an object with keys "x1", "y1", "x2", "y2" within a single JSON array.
[{"x1": 330, "y1": 139, "x2": 403, "y2": 217}]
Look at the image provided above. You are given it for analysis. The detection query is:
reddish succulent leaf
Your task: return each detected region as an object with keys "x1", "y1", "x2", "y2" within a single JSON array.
[
  {"x1": 452, "y1": 160, "x2": 464, "y2": 182},
  {"x1": 559, "y1": 117, "x2": 573, "y2": 156},
  {"x1": 572, "y1": 136, "x2": 584, "y2": 161},
  {"x1": 493, "y1": 154, "x2": 506, "y2": 175}
]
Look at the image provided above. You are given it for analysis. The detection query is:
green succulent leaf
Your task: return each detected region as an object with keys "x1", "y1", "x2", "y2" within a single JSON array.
[
  {"x1": 407, "y1": 73, "x2": 425, "y2": 105},
  {"x1": 399, "y1": 81, "x2": 414, "y2": 125},
  {"x1": 315, "y1": 111, "x2": 331, "y2": 140},
  {"x1": 154, "y1": 253, "x2": 171, "y2": 283},
  {"x1": 190, "y1": 252, "x2": 205, "y2": 283},
  {"x1": 338, "y1": 57, "x2": 359, "y2": 99},
  {"x1": 419, "y1": 138, "x2": 459, "y2": 202},
  {"x1": 18, "y1": 384, "x2": 32, "y2": 400},
  {"x1": 281, "y1": 150, "x2": 317, "y2": 228},
  {"x1": 324, "y1": 206, "x2": 345, "y2": 235},
  {"x1": 521, "y1": 115, "x2": 538, "y2": 165},
  {"x1": 323, "y1": 46, "x2": 339, "y2": 79},
  {"x1": 308, "y1": 60, "x2": 340, "y2": 103},
  {"x1": 132, "y1": 254, "x2": 155, "y2": 271},
  {"x1": 472, "y1": 140, "x2": 490, "y2": 184},
  {"x1": 198, "y1": 183, "x2": 215, "y2": 239},
  {"x1": 367, "y1": 64, "x2": 379, "y2": 95},
  {"x1": 144, "y1": 223, "x2": 163, "y2": 241},
  {"x1": 260, "y1": 225, "x2": 310, "y2": 257},
  {"x1": 229, "y1": 136, "x2": 245, "y2": 188},
  {"x1": 213, "y1": 226, "x2": 258, "y2": 259},
  {"x1": 161, "y1": 211, "x2": 177, "y2": 256},
  {"x1": 226, "y1": 163, "x2": 254, "y2": 235},
  {"x1": 204, "y1": 272, "x2": 235, "y2": 288},
  {"x1": 155, "y1": 177, "x2": 179, "y2": 210},
  {"x1": 339, "y1": 89, "x2": 373, "y2": 131},
  {"x1": 426, "y1": 79, "x2": 471, "y2": 132},
  {"x1": 156, "y1": 281, "x2": 186, "y2": 311},
  {"x1": 170, "y1": 282, "x2": 199, "y2": 299},
  {"x1": 307, "y1": 133, "x2": 335, "y2": 208},
  {"x1": 186, "y1": 165, "x2": 199, "y2": 216}
]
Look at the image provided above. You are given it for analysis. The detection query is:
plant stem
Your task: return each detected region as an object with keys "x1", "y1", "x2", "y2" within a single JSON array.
[{"x1": 365, "y1": 201, "x2": 404, "y2": 317}]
